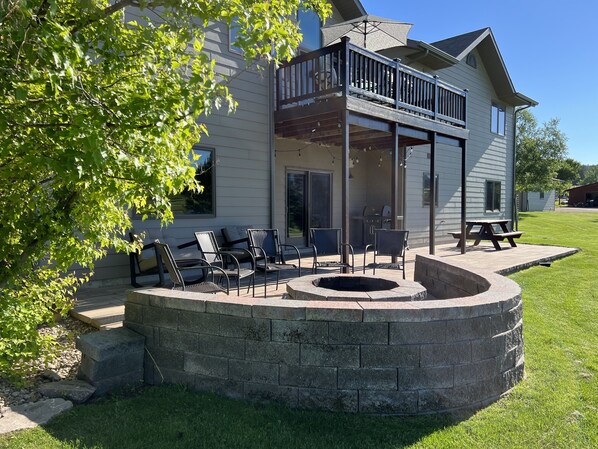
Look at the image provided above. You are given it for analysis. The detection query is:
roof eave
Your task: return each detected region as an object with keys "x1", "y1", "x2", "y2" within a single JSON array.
[
  {"x1": 506, "y1": 92, "x2": 538, "y2": 107},
  {"x1": 402, "y1": 41, "x2": 459, "y2": 69}
]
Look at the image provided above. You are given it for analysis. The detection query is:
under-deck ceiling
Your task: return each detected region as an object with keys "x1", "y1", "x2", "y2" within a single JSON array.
[{"x1": 275, "y1": 111, "x2": 430, "y2": 149}]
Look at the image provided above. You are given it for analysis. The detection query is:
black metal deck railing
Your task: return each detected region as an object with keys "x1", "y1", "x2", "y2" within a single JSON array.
[{"x1": 276, "y1": 37, "x2": 467, "y2": 128}]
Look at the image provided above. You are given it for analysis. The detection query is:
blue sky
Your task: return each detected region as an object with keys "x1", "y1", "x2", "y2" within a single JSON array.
[{"x1": 360, "y1": 0, "x2": 598, "y2": 165}]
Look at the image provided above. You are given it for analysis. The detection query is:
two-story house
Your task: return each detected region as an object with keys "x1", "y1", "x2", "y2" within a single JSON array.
[{"x1": 93, "y1": 0, "x2": 536, "y2": 283}]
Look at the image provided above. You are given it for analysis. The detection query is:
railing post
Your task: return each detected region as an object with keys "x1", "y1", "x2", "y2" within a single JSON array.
[
  {"x1": 275, "y1": 64, "x2": 281, "y2": 110},
  {"x1": 463, "y1": 89, "x2": 469, "y2": 128},
  {"x1": 341, "y1": 36, "x2": 350, "y2": 98},
  {"x1": 433, "y1": 75, "x2": 439, "y2": 120},
  {"x1": 394, "y1": 58, "x2": 401, "y2": 109}
]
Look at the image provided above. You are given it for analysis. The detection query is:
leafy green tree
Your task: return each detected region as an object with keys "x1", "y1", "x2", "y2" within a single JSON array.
[
  {"x1": 0, "y1": 0, "x2": 330, "y2": 378},
  {"x1": 557, "y1": 158, "x2": 582, "y2": 185},
  {"x1": 555, "y1": 158, "x2": 582, "y2": 203},
  {"x1": 581, "y1": 165, "x2": 598, "y2": 185},
  {"x1": 516, "y1": 110, "x2": 568, "y2": 193}
]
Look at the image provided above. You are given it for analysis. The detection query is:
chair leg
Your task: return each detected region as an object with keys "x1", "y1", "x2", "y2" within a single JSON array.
[{"x1": 263, "y1": 270, "x2": 267, "y2": 298}]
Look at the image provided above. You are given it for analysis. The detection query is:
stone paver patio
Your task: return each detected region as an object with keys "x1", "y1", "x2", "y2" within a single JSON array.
[{"x1": 72, "y1": 242, "x2": 577, "y2": 330}]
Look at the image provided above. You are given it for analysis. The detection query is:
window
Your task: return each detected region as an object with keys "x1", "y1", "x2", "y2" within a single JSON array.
[
  {"x1": 539, "y1": 191, "x2": 545, "y2": 199},
  {"x1": 230, "y1": 9, "x2": 321, "y2": 55},
  {"x1": 491, "y1": 103, "x2": 506, "y2": 136},
  {"x1": 229, "y1": 18, "x2": 242, "y2": 54},
  {"x1": 171, "y1": 147, "x2": 215, "y2": 216},
  {"x1": 297, "y1": 8, "x2": 321, "y2": 51},
  {"x1": 423, "y1": 173, "x2": 439, "y2": 207},
  {"x1": 485, "y1": 180, "x2": 501, "y2": 212}
]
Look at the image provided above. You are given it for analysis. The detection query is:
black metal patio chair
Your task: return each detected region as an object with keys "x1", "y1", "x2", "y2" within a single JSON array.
[
  {"x1": 310, "y1": 228, "x2": 354, "y2": 274},
  {"x1": 129, "y1": 231, "x2": 202, "y2": 288},
  {"x1": 363, "y1": 229, "x2": 409, "y2": 279},
  {"x1": 154, "y1": 241, "x2": 230, "y2": 294},
  {"x1": 194, "y1": 231, "x2": 256, "y2": 296},
  {"x1": 247, "y1": 228, "x2": 301, "y2": 297}
]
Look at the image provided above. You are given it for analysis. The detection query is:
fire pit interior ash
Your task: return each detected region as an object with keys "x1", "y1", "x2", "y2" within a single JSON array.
[
  {"x1": 313, "y1": 276, "x2": 399, "y2": 292},
  {"x1": 287, "y1": 273, "x2": 427, "y2": 302}
]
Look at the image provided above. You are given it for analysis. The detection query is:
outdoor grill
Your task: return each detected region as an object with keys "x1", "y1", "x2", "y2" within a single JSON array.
[{"x1": 362, "y1": 205, "x2": 391, "y2": 245}]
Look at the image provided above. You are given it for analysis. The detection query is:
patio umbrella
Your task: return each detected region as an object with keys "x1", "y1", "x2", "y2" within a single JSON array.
[{"x1": 321, "y1": 14, "x2": 412, "y2": 51}]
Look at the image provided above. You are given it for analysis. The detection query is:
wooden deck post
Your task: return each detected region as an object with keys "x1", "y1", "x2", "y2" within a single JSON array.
[
  {"x1": 341, "y1": 109, "x2": 350, "y2": 272},
  {"x1": 391, "y1": 124, "x2": 400, "y2": 230},
  {"x1": 429, "y1": 132, "x2": 437, "y2": 255},
  {"x1": 461, "y1": 139, "x2": 467, "y2": 254}
]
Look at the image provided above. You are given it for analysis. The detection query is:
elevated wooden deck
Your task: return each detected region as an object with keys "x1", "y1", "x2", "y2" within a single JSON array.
[{"x1": 274, "y1": 37, "x2": 468, "y2": 145}]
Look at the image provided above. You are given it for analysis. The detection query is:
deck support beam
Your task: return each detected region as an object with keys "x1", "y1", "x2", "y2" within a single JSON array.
[
  {"x1": 341, "y1": 110, "x2": 350, "y2": 272},
  {"x1": 460, "y1": 139, "x2": 467, "y2": 254},
  {"x1": 429, "y1": 132, "x2": 437, "y2": 255},
  {"x1": 391, "y1": 124, "x2": 400, "y2": 230}
]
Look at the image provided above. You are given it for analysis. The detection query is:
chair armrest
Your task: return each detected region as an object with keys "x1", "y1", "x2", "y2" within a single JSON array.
[
  {"x1": 279, "y1": 243, "x2": 301, "y2": 274},
  {"x1": 222, "y1": 237, "x2": 249, "y2": 247},
  {"x1": 177, "y1": 240, "x2": 197, "y2": 250},
  {"x1": 311, "y1": 245, "x2": 318, "y2": 261},
  {"x1": 219, "y1": 248, "x2": 256, "y2": 269},
  {"x1": 141, "y1": 241, "x2": 156, "y2": 250},
  {"x1": 179, "y1": 261, "x2": 231, "y2": 294},
  {"x1": 340, "y1": 243, "x2": 355, "y2": 256},
  {"x1": 363, "y1": 244, "x2": 374, "y2": 274},
  {"x1": 340, "y1": 243, "x2": 355, "y2": 269},
  {"x1": 249, "y1": 245, "x2": 267, "y2": 261}
]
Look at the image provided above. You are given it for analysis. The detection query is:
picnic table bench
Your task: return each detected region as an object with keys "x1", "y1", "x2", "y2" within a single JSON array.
[{"x1": 450, "y1": 219, "x2": 523, "y2": 250}]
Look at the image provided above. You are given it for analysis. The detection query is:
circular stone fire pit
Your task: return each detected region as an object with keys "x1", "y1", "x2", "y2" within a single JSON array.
[{"x1": 286, "y1": 273, "x2": 427, "y2": 301}]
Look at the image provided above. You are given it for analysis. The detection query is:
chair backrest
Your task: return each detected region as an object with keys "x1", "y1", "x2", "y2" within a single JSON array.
[
  {"x1": 221, "y1": 225, "x2": 251, "y2": 249},
  {"x1": 154, "y1": 241, "x2": 185, "y2": 288},
  {"x1": 129, "y1": 231, "x2": 157, "y2": 272},
  {"x1": 374, "y1": 229, "x2": 409, "y2": 258},
  {"x1": 310, "y1": 228, "x2": 341, "y2": 256},
  {"x1": 194, "y1": 231, "x2": 222, "y2": 265},
  {"x1": 247, "y1": 229, "x2": 279, "y2": 259}
]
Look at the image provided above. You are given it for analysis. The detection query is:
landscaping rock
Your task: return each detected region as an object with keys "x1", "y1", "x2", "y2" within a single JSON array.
[
  {"x1": 0, "y1": 398, "x2": 72, "y2": 434},
  {"x1": 41, "y1": 369, "x2": 62, "y2": 382},
  {"x1": 38, "y1": 380, "x2": 96, "y2": 404}
]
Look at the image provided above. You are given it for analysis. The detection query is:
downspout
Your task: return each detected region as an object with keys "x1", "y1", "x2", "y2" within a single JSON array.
[
  {"x1": 269, "y1": 62, "x2": 276, "y2": 227},
  {"x1": 512, "y1": 103, "x2": 533, "y2": 231}
]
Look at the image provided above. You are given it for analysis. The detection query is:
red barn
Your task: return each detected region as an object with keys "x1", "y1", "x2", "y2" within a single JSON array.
[{"x1": 567, "y1": 182, "x2": 598, "y2": 207}]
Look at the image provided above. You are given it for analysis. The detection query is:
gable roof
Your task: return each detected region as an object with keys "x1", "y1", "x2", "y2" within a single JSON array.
[
  {"x1": 431, "y1": 28, "x2": 488, "y2": 59},
  {"x1": 395, "y1": 28, "x2": 537, "y2": 107}
]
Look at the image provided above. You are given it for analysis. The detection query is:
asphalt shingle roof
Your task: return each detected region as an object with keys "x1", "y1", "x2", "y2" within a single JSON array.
[{"x1": 430, "y1": 28, "x2": 489, "y2": 59}]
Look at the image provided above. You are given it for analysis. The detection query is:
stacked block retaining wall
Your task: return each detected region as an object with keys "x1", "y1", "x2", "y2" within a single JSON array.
[{"x1": 124, "y1": 254, "x2": 523, "y2": 415}]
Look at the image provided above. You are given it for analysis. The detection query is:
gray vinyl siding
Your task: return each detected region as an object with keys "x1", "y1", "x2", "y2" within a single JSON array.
[
  {"x1": 91, "y1": 4, "x2": 352, "y2": 282},
  {"x1": 404, "y1": 48, "x2": 516, "y2": 246},
  {"x1": 92, "y1": 12, "x2": 272, "y2": 283}
]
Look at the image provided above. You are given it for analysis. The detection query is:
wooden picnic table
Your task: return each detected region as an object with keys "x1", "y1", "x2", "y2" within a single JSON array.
[{"x1": 450, "y1": 219, "x2": 523, "y2": 250}]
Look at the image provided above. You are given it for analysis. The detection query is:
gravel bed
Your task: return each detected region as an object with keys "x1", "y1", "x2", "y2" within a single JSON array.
[{"x1": 0, "y1": 316, "x2": 96, "y2": 410}]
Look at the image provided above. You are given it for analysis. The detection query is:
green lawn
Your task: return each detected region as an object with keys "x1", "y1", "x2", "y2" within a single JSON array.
[{"x1": 2, "y1": 211, "x2": 597, "y2": 449}]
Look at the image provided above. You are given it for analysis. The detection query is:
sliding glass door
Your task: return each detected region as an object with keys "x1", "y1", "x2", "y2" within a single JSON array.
[{"x1": 286, "y1": 170, "x2": 332, "y2": 247}]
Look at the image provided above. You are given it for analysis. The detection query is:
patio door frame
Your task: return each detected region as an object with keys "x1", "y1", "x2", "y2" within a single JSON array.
[{"x1": 286, "y1": 168, "x2": 333, "y2": 247}]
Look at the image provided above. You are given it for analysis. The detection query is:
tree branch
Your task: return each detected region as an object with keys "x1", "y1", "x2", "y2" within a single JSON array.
[{"x1": 68, "y1": 0, "x2": 135, "y2": 33}]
